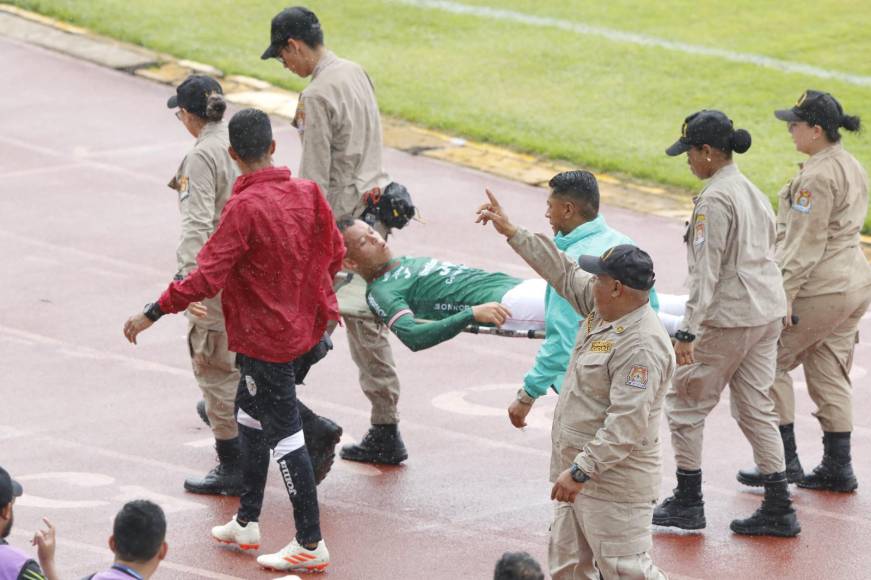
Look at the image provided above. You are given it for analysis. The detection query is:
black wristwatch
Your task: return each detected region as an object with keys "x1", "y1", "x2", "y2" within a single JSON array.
[
  {"x1": 143, "y1": 302, "x2": 165, "y2": 322},
  {"x1": 674, "y1": 329, "x2": 696, "y2": 343},
  {"x1": 569, "y1": 463, "x2": 590, "y2": 483}
]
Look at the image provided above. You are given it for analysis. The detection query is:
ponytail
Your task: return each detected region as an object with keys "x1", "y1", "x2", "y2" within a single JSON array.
[{"x1": 841, "y1": 114, "x2": 861, "y2": 133}]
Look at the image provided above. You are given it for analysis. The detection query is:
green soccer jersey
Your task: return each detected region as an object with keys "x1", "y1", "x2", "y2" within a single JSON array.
[{"x1": 366, "y1": 256, "x2": 522, "y2": 351}]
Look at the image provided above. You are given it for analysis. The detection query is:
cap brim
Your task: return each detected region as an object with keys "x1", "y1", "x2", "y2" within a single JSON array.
[
  {"x1": 11, "y1": 480, "x2": 22, "y2": 497},
  {"x1": 166, "y1": 95, "x2": 178, "y2": 109},
  {"x1": 578, "y1": 255, "x2": 607, "y2": 275},
  {"x1": 261, "y1": 43, "x2": 280, "y2": 60},
  {"x1": 665, "y1": 138, "x2": 691, "y2": 157},
  {"x1": 774, "y1": 109, "x2": 801, "y2": 122}
]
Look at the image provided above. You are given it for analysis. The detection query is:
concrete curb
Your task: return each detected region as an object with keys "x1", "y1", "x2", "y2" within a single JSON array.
[{"x1": 5, "y1": 3, "x2": 871, "y2": 252}]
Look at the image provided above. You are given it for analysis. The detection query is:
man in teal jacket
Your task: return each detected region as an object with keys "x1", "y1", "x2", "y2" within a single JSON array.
[{"x1": 509, "y1": 171, "x2": 661, "y2": 428}]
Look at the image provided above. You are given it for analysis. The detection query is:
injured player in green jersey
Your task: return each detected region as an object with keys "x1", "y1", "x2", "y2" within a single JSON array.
[{"x1": 337, "y1": 218, "x2": 685, "y2": 351}]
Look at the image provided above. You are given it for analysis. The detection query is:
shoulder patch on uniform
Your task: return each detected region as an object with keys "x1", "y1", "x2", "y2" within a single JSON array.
[
  {"x1": 590, "y1": 340, "x2": 613, "y2": 353},
  {"x1": 626, "y1": 365, "x2": 649, "y2": 389},
  {"x1": 792, "y1": 190, "x2": 812, "y2": 214},
  {"x1": 292, "y1": 99, "x2": 305, "y2": 134},
  {"x1": 693, "y1": 214, "x2": 705, "y2": 246},
  {"x1": 178, "y1": 175, "x2": 189, "y2": 193}
]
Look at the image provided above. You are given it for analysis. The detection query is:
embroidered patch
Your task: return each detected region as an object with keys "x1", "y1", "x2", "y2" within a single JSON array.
[
  {"x1": 178, "y1": 175, "x2": 189, "y2": 193},
  {"x1": 244, "y1": 375, "x2": 257, "y2": 396},
  {"x1": 693, "y1": 214, "x2": 705, "y2": 246},
  {"x1": 292, "y1": 99, "x2": 305, "y2": 135},
  {"x1": 626, "y1": 365, "x2": 649, "y2": 389},
  {"x1": 792, "y1": 190, "x2": 812, "y2": 214},
  {"x1": 590, "y1": 340, "x2": 613, "y2": 353}
]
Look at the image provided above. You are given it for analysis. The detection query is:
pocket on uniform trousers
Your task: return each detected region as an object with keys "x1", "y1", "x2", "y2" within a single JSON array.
[{"x1": 600, "y1": 534, "x2": 651, "y2": 558}]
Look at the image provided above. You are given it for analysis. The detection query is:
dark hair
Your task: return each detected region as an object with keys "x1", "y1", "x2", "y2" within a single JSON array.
[
  {"x1": 204, "y1": 93, "x2": 226, "y2": 122},
  {"x1": 228, "y1": 108, "x2": 273, "y2": 162},
  {"x1": 285, "y1": 6, "x2": 324, "y2": 48},
  {"x1": 822, "y1": 113, "x2": 861, "y2": 142},
  {"x1": 336, "y1": 215, "x2": 358, "y2": 233},
  {"x1": 692, "y1": 127, "x2": 751, "y2": 158},
  {"x1": 548, "y1": 170, "x2": 599, "y2": 220},
  {"x1": 494, "y1": 552, "x2": 544, "y2": 580},
  {"x1": 112, "y1": 500, "x2": 166, "y2": 562}
]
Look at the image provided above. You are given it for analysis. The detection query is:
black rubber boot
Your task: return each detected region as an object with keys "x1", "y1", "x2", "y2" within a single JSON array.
[
  {"x1": 299, "y1": 402, "x2": 343, "y2": 485},
  {"x1": 184, "y1": 437, "x2": 244, "y2": 495},
  {"x1": 196, "y1": 399, "x2": 210, "y2": 427},
  {"x1": 653, "y1": 469, "x2": 706, "y2": 530},
  {"x1": 339, "y1": 424, "x2": 408, "y2": 465},
  {"x1": 737, "y1": 424, "x2": 804, "y2": 486},
  {"x1": 797, "y1": 432, "x2": 858, "y2": 493},
  {"x1": 730, "y1": 472, "x2": 801, "y2": 537}
]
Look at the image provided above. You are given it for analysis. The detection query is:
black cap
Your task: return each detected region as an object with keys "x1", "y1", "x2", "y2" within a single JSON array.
[
  {"x1": 578, "y1": 245, "x2": 656, "y2": 291},
  {"x1": 666, "y1": 110, "x2": 735, "y2": 156},
  {"x1": 0, "y1": 466, "x2": 23, "y2": 507},
  {"x1": 166, "y1": 75, "x2": 223, "y2": 117},
  {"x1": 261, "y1": 7, "x2": 322, "y2": 60},
  {"x1": 775, "y1": 90, "x2": 844, "y2": 130}
]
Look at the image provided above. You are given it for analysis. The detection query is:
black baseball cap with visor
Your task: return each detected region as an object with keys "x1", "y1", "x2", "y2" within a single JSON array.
[
  {"x1": 167, "y1": 75, "x2": 223, "y2": 118},
  {"x1": 261, "y1": 7, "x2": 322, "y2": 60},
  {"x1": 0, "y1": 466, "x2": 23, "y2": 508},
  {"x1": 666, "y1": 110, "x2": 735, "y2": 156},
  {"x1": 578, "y1": 245, "x2": 656, "y2": 291},
  {"x1": 774, "y1": 90, "x2": 844, "y2": 131}
]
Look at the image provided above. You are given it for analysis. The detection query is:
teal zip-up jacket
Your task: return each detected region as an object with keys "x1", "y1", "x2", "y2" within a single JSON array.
[{"x1": 521, "y1": 215, "x2": 660, "y2": 398}]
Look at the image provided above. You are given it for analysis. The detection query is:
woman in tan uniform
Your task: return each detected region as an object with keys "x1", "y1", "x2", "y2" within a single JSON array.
[
  {"x1": 653, "y1": 110, "x2": 800, "y2": 537},
  {"x1": 738, "y1": 91, "x2": 870, "y2": 493}
]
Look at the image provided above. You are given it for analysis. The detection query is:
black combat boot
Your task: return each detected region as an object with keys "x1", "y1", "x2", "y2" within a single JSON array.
[
  {"x1": 184, "y1": 437, "x2": 244, "y2": 495},
  {"x1": 730, "y1": 472, "x2": 801, "y2": 537},
  {"x1": 299, "y1": 401, "x2": 343, "y2": 485},
  {"x1": 797, "y1": 432, "x2": 858, "y2": 493},
  {"x1": 339, "y1": 424, "x2": 408, "y2": 465},
  {"x1": 196, "y1": 399, "x2": 210, "y2": 427},
  {"x1": 737, "y1": 424, "x2": 804, "y2": 486},
  {"x1": 653, "y1": 469, "x2": 706, "y2": 530}
]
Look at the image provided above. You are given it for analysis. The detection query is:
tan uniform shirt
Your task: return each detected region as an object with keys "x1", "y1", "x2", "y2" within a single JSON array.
[
  {"x1": 168, "y1": 121, "x2": 238, "y2": 328},
  {"x1": 775, "y1": 142, "x2": 871, "y2": 301},
  {"x1": 509, "y1": 229, "x2": 674, "y2": 503},
  {"x1": 682, "y1": 163, "x2": 786, "y2": 335},
  {"x1": 294, "y1": 50, "x2": 390, "y2": 220}
]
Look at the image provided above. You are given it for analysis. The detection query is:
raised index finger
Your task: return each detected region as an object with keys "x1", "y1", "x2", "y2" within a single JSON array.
[{"x1": 485, "y1": 188, "x2": 501, "y2": 208}]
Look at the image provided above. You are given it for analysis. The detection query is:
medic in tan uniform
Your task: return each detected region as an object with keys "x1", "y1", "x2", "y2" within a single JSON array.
[
  {"x1": 166, "y1": 76, "x2": 243, "y2": 495},
  {"x1": 738, "y1": 91, "x2": 870, "y2": 493},
  {"x1": 262, "y1": 7, "x2": 407, "y2": 465},
  {"x1": 478, "y1": 191, "x2": 671, "y2": 580},
  {"x1": 653, "y1": 111, "x2": 801, "y2": 538}
]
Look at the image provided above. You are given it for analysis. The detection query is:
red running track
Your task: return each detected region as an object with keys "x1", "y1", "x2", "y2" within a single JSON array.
[{"x1": 1, "y1": 36, "x2": 870, "y2": 579}]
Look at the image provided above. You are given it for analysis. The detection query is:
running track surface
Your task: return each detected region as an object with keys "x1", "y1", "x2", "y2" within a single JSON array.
[{"x1": 1, "y1": 37, "x2": 870, "y2": 580}]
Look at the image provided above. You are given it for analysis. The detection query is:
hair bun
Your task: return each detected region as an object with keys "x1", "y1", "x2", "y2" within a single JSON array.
[
  {"x1": 840, "y1": 114, "x2": 861, "y2": 132},
  {"x1": 205, "y1": 93, "x2": 227, "y2": 122},
  {"x1": 730, "y1": 129, "x2": 752, "y2": 154}
]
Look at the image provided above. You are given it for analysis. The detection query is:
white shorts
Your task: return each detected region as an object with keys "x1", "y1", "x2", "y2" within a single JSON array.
[{"x1": 500, "y1": 278, "x2": 687, "y2": 335}]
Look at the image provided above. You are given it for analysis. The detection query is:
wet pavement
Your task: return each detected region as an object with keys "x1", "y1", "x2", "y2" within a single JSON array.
[{"x1": 1, "y1": 35, "x2": 870, "y2": 579}]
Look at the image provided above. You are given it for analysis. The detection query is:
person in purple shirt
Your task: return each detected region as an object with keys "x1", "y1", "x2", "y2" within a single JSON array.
[
  {"x1": 0, "y1": 466, "x2": 58, "y2": 580},
  {"x1": 86, "y1": 501, "x2": 167, "y2": 580}
]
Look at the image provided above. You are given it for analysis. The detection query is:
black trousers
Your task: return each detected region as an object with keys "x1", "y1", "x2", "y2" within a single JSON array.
[{"x1": 235, "y1": 354, "x2": 321, "y2": 545}]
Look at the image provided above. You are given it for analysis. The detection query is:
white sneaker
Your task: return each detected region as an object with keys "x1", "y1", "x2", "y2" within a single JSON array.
[
  {"x1": 256, "y1": 539, "x2": 330, "y2": 572},
  {"x1": 211, "y1": 516, "x2": 261, "y2": 550}
]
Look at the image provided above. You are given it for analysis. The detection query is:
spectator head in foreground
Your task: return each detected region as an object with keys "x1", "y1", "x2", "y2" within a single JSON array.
[{"x1": 494, "y1": 551, "x2": 544, "y2": 580}]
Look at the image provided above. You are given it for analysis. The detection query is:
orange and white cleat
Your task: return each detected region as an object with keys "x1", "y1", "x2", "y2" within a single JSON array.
[
  {"x1": 211, "y1": 516, "x2": 261, "y2": 550},
  {"x1": 256, "y1": 539, "x2": 330, "y2": 573}
]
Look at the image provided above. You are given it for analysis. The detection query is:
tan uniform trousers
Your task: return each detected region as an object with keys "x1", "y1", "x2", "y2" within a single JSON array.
[
  {"x1": 188, "y1": 320, "x2": 239, "y2": 441},
  {"x1": 771, "y1": 288, "x2": 871, "y2": 432},
  {"x1": 549, "y1": 496, "x2": 666, "y2": 580},
  {"x1": 667, "y1": 321, "x2": 785, "y2": 474},
  {"x1": 336, "y1": 272, "x2": 401, "y2": 425}
]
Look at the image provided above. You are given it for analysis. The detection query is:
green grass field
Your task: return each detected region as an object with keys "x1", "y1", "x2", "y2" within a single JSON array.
[{"x1": 10, "y1": 0, "x2": 871, "y2": 230}]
